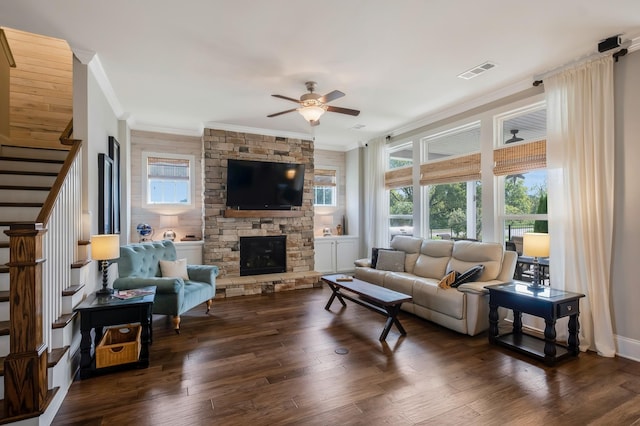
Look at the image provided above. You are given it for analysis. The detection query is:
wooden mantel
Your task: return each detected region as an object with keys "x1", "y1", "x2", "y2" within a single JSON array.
[{"x1": 223, "y1": 209, "x2": 304, "y2": 218}]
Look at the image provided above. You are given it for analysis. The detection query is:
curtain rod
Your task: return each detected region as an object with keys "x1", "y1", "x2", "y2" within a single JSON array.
[{"x1": 532, "y1": 45, "x2": 629, "y2": 87}]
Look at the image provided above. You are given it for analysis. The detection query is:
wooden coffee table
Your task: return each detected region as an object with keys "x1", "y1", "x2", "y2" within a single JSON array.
[{"x1": 322, "y1": 274, "x2": 412, "y2": 341}]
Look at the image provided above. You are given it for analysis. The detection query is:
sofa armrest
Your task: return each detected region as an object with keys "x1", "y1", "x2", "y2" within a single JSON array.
[
  {"x1": 354, "y1": 258, "x2": 371, "y2": 268},
  {"x1": 456, "y1": 279, "x2": 503, "y2": 295},
  {"x1": 187, "y1": 265, "x2": 218, "y2": 284},
  {"x1": 113, "y1": 277, "x2": 184, "y2": 294}
]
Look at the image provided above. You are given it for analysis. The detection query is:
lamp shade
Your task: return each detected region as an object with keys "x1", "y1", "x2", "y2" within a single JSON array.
[
  {"x1": 523, "y1": 232, "x2": 550, "y2": 258},
  {"x1": 160, "y1": 215, "x2": 179, "y2": 228},
  {"x1": 91, "y1": 234, "x2": 120, "y2": 260},
  {"x1": 298, "y1": 105, "x2": 325, "y2": 122}
]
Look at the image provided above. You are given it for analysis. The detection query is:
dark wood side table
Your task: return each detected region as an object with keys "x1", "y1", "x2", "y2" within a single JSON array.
[
  {"x1": 74, "y1": 286, "x2": 156, "y2": 379},
  {"x1": 487, "y1": 282, "x2": 585, "y2": 365}
]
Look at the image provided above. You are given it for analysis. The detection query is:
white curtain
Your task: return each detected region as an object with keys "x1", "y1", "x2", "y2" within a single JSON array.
[
  {"x1": 364, "y1": 137, "x2": 389, "y2": 253},
  {"x1": 545, "y1": 55, "x2": 616, "y2": 356}
]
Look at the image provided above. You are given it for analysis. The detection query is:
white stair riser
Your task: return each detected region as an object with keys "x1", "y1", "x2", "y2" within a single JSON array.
[
  {"x1": 0, "y1": 334, "x2": 8, "y2": 358},
  {"x1": 0, "y1": 160, "x2": 61, "y2": 173},
  {"x1": 0, "y1": 246, "x2": 7, "y2": 264},
  {"x1": 0, "y1": 273, "x2": 8, "y2": 292},
  {"x1": 0, "y1": 174, "x2": 56, "y2": 186},
  {"x1": 0, "y1": 189, "x2": 49, "y2": 203},
  {"x1": 0, "y1": 300, "x2": 8, "y2": 322},
  {"x1": 62, "y1": 290, "x2": 85, "y2": 315},
  {"x1": 0, "y1": 206, "x2": 41, "y2": 222},
  {"x1": 51, "y1": 316, "x2": 80, "y2": 349},
  {"x1": 0, "y1": 146, "x2": 68, "y2": 161}
]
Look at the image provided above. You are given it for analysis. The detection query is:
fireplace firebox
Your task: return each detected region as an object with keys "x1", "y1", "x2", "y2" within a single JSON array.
[{"x1": 239, "y1": 236, "x2": 286, "y2": 276}]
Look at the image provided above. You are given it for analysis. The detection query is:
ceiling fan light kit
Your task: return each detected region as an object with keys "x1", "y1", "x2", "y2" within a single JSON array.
[{"x1": 268, "y1": 81, "x2": 360, "y2": 126}]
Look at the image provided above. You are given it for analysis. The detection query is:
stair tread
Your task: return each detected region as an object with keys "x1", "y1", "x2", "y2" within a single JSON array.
[
  {"x1": 0, "y1": 291, "x2": 7, "y2": 302},
  {"x1": 0, "y1": 321, "x2": 8, "y2": 336},
  {"x1": 0, "y1": 202, "x2": 43, "y2": 207},
  {"x1": 0, "y1": 266, "x2": 7, "y2": 274},
  {"x1": 71, "y1": 259, "x2": 91, "y2": 269},
  {"x1": 0, "y1": 185, "x2": 51, "y2": 191},
  {"x1": 0, "y1": 242, "x2": 7, "y2": 249},
  {"x1": 62, "y1": 283, "x2": 85, "y2": 297},
  {"x1": 52, "y1": 312, "x2": 78, "y2": 329},
  {"x1": 0, "y1": 170, "x2": 58, "y2": 177},
  {"x1": 0, "y1": 156, "x2": 64, "y2": 164},
  {"x1": 0, "y1": 347, "x2": 69, "y2": 376}
]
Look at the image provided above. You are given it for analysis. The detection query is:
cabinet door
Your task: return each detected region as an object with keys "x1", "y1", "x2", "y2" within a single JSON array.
[
  {"x1": 335, "y1": 238, "x2": 359, "y2": 273},
  {"x1": 314, "y1": 240, "x2": 335, "y2": 273}
]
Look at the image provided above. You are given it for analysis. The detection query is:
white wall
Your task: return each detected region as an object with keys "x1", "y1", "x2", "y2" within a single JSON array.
[
  {"x1": 612, "y1": 49, "x2": 640, "y2": 359},
  {"x1": 314, "y1": 149, "x2": 347, "y2": 237}
]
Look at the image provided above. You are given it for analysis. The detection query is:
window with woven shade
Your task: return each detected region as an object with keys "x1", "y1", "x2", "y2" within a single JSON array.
[
  {"x1": 314, "y1": 168, "x2": 336, "y2": 206},
  {"x1": 493, "y1": 139, "x2": 546, "y2": 176},
  {"x1": 419, "y1": 153, "x2": 481, "y2": 185},
  {"x1": 145, "y1": 153, "x2": 194, "y2": 205}
]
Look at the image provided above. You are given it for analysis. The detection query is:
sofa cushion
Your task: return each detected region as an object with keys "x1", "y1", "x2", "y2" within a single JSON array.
[
  {"x1": 354, "y1": 267, "x2": 386, "y2": 286},
  {"x1": 447, "y1": 241, "x2": 503, "y2": 281},
  {"x1": 412, "y1": 239, "x2": 454, "y2": 279},
  {"x1": 159, "y1": 258, "x2": 189, "y2": 280},
  {"x1": 390, "y1": 235, "x2": 423, "y2": 273},
  {"x1": 412, "y1": 277, "x2": 465, "y2": 319},
  {"x1": 382, "y1": 272, "x2": 416, "y2": 295},
  {"x1": 371, "y1": 247, "x2": 392, "y2": 269},
  {"x1": 376, "y1": 249, "x2": 406, "y2": 272},
  {"x1": 451, "y1": 264, "x2": 484, "y2": 288}
]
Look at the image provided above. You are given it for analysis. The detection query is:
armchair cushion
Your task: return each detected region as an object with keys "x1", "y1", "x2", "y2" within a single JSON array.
[{"x1": 159, "y1": 258, "x2": 189, "y2": 280}]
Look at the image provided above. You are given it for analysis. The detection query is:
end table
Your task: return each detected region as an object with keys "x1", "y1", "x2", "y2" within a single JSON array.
[{"x1": 487, "y1": 282, "x2": 585, "y2": 365}]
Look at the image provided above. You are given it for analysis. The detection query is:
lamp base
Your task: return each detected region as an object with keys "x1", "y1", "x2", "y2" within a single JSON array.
[
  {"x1": 96, "y1": 287, "x2": 114, "y2": 296},
  {"x1": 527, "y1": 283, "x2": 546, "y2": 292}
]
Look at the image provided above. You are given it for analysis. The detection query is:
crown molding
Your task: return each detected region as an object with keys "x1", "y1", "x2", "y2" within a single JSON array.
[
  {"x1": 83, "y1": 53, "x2": 125, "y2": 120},
  {"x1": 204, "y1": 122, "x2": 313, "y2": 141},
  {"x1": 128, "y1": 120, "x2": 204, "y2": 137},
  {"x1": 388, "y1": 78, "x2": 533, "y2": 139},
  {"x1": 70, "y1": 46, "x2": 95, "y2": 65}
]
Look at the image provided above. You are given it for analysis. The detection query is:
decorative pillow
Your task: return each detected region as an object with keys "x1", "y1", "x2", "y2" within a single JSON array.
[
  {"x1": 159, "y1": 258, "x2": 189, "y2": 280},
  {"x1": 438, "y1": 270, "x2": 458, "y2": 289},
  {"x1": 451, "y1": 265, "x2": 485, "y2": 288},
  {"x1": 375, "y1": 249, "x2": 406, "y2": 272},
  {"x1": 371, "y1": 247, "x2": 393, "y2": 269}
]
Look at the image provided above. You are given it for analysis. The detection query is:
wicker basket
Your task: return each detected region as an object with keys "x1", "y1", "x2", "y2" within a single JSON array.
[{"x1": 96, "y1": 324, "x2": 141, "y2": 368}]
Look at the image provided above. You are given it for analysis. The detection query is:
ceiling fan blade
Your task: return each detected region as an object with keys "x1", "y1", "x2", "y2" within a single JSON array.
[
  {"x1": 310, "y1": 119, "x2": 320, "y2": 127},
  {"x1": 267, "y1": 108, "x2": 298, "y2": 118},
  {"x1": 318, "y1": 90, "x2": 345, "y2": 104},
  {"x1": 326, "y1": 105, "x2": 360, "y2": 116},
  {"x1": 272, "y1": 94, "x2": 301, "y2": 104}
]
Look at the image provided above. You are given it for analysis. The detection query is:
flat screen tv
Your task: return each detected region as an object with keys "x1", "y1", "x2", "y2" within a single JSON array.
[{"x1": 226, "y1": 159, "x2": 305, "y2": 210}]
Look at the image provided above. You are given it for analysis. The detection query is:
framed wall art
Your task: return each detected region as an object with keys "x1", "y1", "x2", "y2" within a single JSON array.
[
  {"x1": 109, "y1": 136, "x2": 121, "y2": 234},
  {"x1": 98, "y1": 153, "x2": 113, "y2": 234}
]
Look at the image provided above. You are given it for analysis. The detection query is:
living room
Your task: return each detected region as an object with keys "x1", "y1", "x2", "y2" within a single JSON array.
[{"x1": 2, "y1": 1, "x2": 640, "y2": 424}]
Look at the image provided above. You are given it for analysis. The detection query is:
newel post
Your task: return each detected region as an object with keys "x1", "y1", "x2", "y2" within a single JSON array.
[{"x1": 3, "y1": 222, "x2": 48, "y2": 417}]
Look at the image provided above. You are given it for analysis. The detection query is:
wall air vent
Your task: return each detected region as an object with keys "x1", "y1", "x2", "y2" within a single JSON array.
[{"x1": 458, "y1": 61, "x2": 497, "y2": 80}]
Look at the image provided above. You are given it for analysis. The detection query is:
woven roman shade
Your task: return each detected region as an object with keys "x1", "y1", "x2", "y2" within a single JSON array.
[
  {"x1": 385, "y1": 166, "x2": 412, "y2": 189},
  {"x1": 419, "y1": 153, "x2": 481, "y2": 185},
  {"x1": 148, "y1": 157, "x2": 190, "y2": 180},
  {"x1": 493, "y1": 139, "x2": 546, "y2": 176},
  {"x1": 314, "y1": 169, "x2": 336, "y2": 186}
]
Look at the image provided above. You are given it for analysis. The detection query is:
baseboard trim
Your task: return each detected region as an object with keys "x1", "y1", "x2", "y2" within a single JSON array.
[{"x1": 615, "y1": 334, "x2": 640, "y2": 362}]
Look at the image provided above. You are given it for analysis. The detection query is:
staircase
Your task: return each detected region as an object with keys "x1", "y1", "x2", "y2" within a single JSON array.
[{"x1": 0, "y1": 138, "x2": 88, "y2": 424}]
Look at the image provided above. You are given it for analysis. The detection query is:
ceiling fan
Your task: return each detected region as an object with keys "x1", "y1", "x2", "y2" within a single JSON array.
[{"x1": 267, "y1": 81, "x2": 360, "y2": 126}]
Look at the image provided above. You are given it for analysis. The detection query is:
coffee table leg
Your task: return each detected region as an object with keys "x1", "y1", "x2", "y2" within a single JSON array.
[
  {"x1": 380, "y1": 304, "x2": 405, "y2": 341},
  {"x1": 324, "y1": 282, "x2": 347, "y2": 310}
]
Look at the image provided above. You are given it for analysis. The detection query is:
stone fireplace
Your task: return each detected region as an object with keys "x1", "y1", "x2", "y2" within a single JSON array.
[
  {"x1": 202, "y1": 129, "x2": 320, "y2": 297},
  {"x1": 240, "y1": 235, "x2": 286, "y2": 276}
]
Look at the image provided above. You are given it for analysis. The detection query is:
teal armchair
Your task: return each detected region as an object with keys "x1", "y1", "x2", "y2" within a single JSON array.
[{"x1": 113, "y1": 240, "x2": 218, "y2": 333}]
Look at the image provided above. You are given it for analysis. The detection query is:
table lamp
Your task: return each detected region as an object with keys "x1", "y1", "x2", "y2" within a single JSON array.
[
  {"x1": 160, "y1": 215, "x2": 179, "y2": 241},
  {"x1": 523, "y1": 232, "x2": 550, "y2": 291},
  {"x1": 91, "y1": 234, "x2": 120, "y2": 295}
]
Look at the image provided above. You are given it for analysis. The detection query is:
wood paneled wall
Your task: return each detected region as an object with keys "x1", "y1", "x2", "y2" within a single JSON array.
[{"x1": 3, "y1": 27, "x2": 73, "y2": 149}]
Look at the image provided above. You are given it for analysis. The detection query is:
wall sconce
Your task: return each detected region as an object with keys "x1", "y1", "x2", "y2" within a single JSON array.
[{"x1": 91, "y1": 234, "x2": 120, "y2": 296}]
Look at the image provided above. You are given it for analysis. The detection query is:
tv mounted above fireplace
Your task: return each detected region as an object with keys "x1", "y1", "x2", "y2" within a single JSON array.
[{"x1": 226, "y1": 159, "x2": 305, "y2": 210}]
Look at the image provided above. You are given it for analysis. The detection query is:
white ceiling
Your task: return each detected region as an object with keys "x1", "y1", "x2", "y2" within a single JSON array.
[{"x1": 2, "y1": 1, "x2": 640, "y2": 150}]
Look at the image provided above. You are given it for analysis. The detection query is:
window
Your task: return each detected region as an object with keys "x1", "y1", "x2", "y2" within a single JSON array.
[
  {"x1": 314, "y1": 169, "x2": 336, "y2": 206},
  {"x1": 420, "y1": 122, "x2": 482, "y2": 239},
  {"x1": 386, "y1": 142, "x2": 414, "y2": 240},
  {"x1": 494, "y1": 104, "x2": 548, "y2": 245},
  {"x1": 143, "y1": 152, "x2": 195, "y2": 206}
]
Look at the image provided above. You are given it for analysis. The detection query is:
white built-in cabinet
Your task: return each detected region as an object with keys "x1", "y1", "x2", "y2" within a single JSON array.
[
  {"x1": 174, "y1": 240, "x2": 204, "y2": 264},
  {"x1": 314, "y1": 236, "x2": 359, "y2": 273}
]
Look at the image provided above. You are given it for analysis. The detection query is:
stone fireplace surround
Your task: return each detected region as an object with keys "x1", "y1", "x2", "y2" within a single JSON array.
[{"x1": 203, "y1": 128, "x2": 321, "y2": 298}]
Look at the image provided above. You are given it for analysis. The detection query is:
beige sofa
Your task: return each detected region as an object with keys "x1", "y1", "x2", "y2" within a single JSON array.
[{"x1": 355, "y1": 236, "x2": 517, "y2": 336}]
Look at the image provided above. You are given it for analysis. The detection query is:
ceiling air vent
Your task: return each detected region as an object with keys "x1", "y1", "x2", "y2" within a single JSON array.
[{"x1": 458, "y1": 61, "x2": 497, "y2": 80}]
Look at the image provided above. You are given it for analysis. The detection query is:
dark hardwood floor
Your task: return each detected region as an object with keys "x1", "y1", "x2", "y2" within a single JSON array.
[{"x1": 53, "y1": 285, "x2": 640, "y2": 425}]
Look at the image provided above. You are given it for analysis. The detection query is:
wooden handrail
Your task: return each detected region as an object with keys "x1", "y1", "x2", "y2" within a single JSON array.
[
  {"x1": 36, "y1": 139, "x2": 82, "y2": 225},
  {"x1": 59, "y1": 118, "x2": 80, "y2": 146}
]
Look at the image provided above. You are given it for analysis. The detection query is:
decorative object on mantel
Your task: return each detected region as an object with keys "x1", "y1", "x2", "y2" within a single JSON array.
[
  {"x1": 136, "y1": 223, "x2": 153, "y2": 242},
  {"x1": 91, "y1": 234, "x2": 120, "y2": 295},
  {"x1": 160, "y1": 215, "x2": 178, "y2": 241},
  {"x1": 523, "y1": 232, "x2": 550, "y2": 291},
  {"x1": 181, "y1": 235, "x2": 200, "y2": 241}
]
